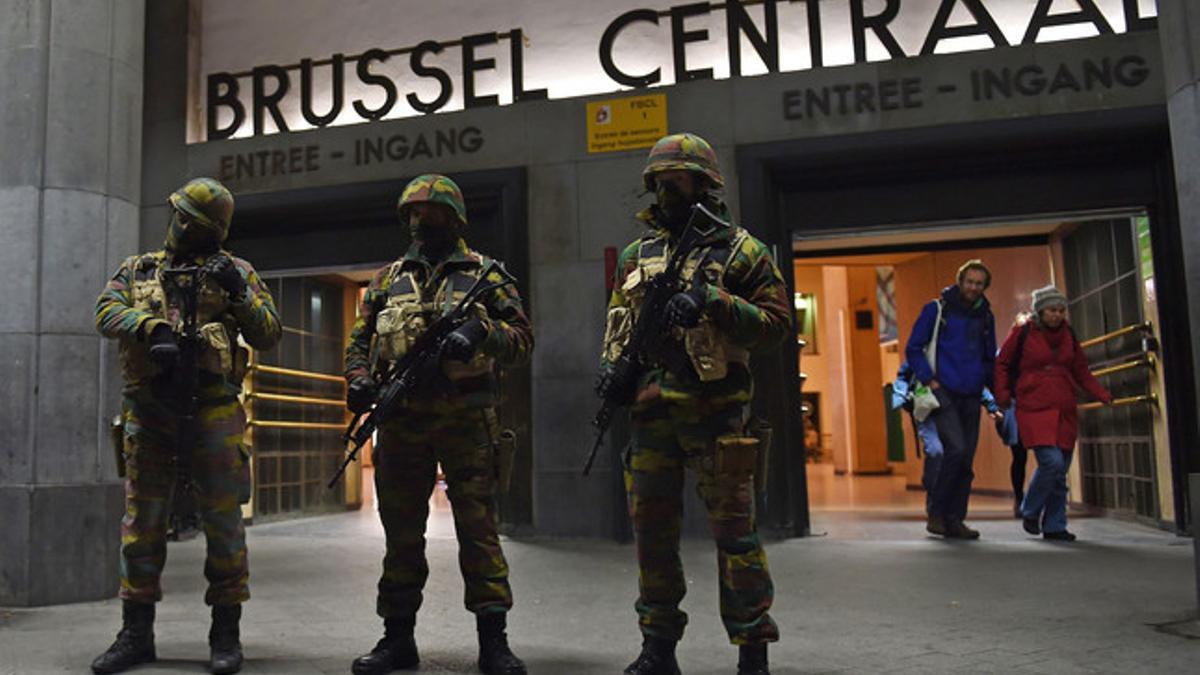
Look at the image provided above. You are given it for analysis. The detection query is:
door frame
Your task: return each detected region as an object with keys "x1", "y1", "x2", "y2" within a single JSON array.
[{"x1": 737, "y1": 105, "x2": 1197, "y2": 534}]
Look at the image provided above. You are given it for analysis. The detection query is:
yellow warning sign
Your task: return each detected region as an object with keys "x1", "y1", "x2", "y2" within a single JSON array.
[{"x1": 586, "y1": 94, "x2": 668, "y2": 154}]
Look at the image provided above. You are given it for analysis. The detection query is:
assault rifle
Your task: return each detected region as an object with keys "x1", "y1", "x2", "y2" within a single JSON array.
[
  {"x1": 582, "y1": 203, "x2": 728, "y2": 476},
  {"x1": 328, "y1": 260, "x2": 518, "y2": 488},
  {"x1": 159, "y1": 265, "x2": 203, "y2": 503}
]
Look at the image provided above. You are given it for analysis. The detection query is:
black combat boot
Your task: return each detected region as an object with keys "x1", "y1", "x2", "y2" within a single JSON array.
[
  {"x1": 623, "y1": 636, "x2": 681, "y2": 675},
  {"x1": 209, "y1": 604, "x2": 244, "y2": 674},
  {"x1": 477, "y1": 613, "x2": 527, "y2": 675},
  {"x1": 91, "y1": 601, "x2": 156, "y2": 674},
  {"x1": 738, "y1": 644, "x2": 769, "y2": 675},
  {"x1": 351, "y1": 617, "x2": 419, "y2": 674}
]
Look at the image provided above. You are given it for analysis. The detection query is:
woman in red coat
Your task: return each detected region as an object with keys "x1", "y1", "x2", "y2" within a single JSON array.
[{"x1": 993, "y1": 286, "x2": 1112, "y2": 541}]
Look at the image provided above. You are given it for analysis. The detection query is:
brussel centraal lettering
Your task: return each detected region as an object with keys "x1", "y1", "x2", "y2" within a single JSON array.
[{"x1": 206, "y1": 0, "x2": 1157, "y2": 141}]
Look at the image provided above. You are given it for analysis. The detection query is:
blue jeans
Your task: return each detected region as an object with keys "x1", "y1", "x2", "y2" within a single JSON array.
[
  {"x1": 928, "y1": 389, "x2": 981, "y2": 523},
  {"x1": 1022, "y1": 446, "x2": 1073, "y2": 533}
]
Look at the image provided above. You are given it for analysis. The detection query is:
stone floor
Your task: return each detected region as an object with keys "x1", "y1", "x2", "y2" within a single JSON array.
[{"x1": 2, "y1": 488, "x2": 1198, "y2": 674}]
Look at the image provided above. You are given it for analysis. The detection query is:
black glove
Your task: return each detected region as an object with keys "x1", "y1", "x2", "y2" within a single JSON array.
[
  {"x1": 595, "y1": 359, "x2": 637, "y2": 405},
  {"x1": 147, "y1": 323, "x2": 180, "y2": 370},
  {"x1": 442, "y1": 319, "x2": 489, "y2": 363},
  {"x1": 202, "y1": 253, "x2": 247, "y2": 299},
  {"x1": 665, "y1": 283, "x2": 708, "y2": 329},
  {"x1": 346, "y1": 376, "x2": 378, "y2": 414}
]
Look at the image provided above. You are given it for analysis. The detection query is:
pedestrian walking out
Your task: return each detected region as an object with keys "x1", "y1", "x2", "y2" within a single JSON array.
[
  {"x1": 904, "y1": 260, "x2": 999, "y2": 540},
  {"x1": 994, "y1": 286, "x2": 1111, "y2": 542}
]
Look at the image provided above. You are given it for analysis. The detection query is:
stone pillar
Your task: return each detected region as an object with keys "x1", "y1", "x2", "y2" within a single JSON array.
[
  {"x1": 1160, "y1": 1, "x2": 1200, "y2": 530},
  {"x1": 0, "y1": 0, "x2": 144, "y2": 606}
]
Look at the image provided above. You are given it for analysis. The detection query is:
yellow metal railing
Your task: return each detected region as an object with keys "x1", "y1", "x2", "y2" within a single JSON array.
[
  {"x1": 241, "y1": 353, "x2": 358, "y2": 520},
  {"x1": 1090, "y1": 353, "x2": 1156, "y2": 378},
  {"x1": 250, "y1": 363, "x2": 345, "y2": 384},
  {"x1": 1079, "y1": 393, "x2": 1157, "y2": 411},
  {"x1": 246, "y1": 420, "x2": 347, "y2": 430},
  {"x1": 1079, "y1": 321, "x2": 1152, "y2": 349},
  {"x1": 246, "y1": 391, "x2": 345, "y2": 407},
  {"x1": 244, "y1": 361, "x2": 347, "y2": 426}
]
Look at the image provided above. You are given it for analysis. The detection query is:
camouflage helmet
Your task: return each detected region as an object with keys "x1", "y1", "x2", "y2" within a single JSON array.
[
  {"x1": 397, "y1": 173, "x2": 468, "y2": 226},
  {"x1": 168, "y1": 177, "x2": 235, "y2": 241},
  {"x1": 642, "y1": 132, "x2": 724, "y2": 192}
]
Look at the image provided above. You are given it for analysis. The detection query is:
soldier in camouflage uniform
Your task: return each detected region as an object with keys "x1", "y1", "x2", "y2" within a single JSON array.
[
  {"x1": 599, "y1": 134, "x2": 790, "y2": 675},
  {"x1": 92, "y1": 178, "x2": 281, "y2": 675},
  {"x1": 345, "y1": 174, "x2": 532, "y2": 675}
]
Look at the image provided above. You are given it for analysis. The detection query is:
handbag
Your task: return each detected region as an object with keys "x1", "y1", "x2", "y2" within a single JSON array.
[{"x1": 911, "y1": 299, "x2": 944, "y2": 422}]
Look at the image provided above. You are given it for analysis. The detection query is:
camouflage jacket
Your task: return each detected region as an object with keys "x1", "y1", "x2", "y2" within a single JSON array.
[
  {"x1": 344, "y1": 238, "x2": 532, "y2": 409},
  {"x1": 95, "y1": 249, "x2": 281, "y2": 389},
  {"x1": 603, "y1": 200, "x2": 791, "y2": 405}
]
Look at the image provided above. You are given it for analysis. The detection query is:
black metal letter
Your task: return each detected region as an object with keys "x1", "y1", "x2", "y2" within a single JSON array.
[
  {"x1": 252, "y1": 65, "x2": 290, "y2": 135},
  {"x1": 1023, "y1": 0, "x2": 1114, "y2": 45},
  {"x1": 300, "y1": 54, "x2": 344, "y2": 127},
  {"x1": 353, "y1": 48, "x2": 398, "y2": 120},
  {"x1": 510, "y1": 29, "x2": 549, "y2": 102},
  {"x1": 849, "y1": 0, "x2": 905, "y2": 64},
  {"x1": 599, "y1": 8, "x2": 662, "y2": 87},
  {"x1": 728, "y1": 0, "x2": 779, "y2": 76},
  {"x1": 671, "y1": 2, "x2": 714, "y2": 83},
  {"x1": 407, "y1": 41, "x2": 453, "y2": 114},
  {"x1": 206, "y1": 72, "x2": 244, "y2": 141},
  {"x1": 920, "y1": 0, "x2": 1009, "y2": 55},
  {"x1": 463, "y1": 32, "x2": 500, "y2": 109}
]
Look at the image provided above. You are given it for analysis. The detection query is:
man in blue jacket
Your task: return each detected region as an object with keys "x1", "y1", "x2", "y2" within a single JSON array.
[{"x1": 905, "y1": 260, "x2": 998, "y2": 539}]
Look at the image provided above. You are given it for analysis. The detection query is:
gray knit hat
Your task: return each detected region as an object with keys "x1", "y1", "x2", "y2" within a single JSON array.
[{"x1": 1032, "y1": 285, "x2": 1068, "y2": 313}]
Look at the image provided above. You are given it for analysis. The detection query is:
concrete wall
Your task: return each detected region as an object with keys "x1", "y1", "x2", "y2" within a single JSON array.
[
  {"x1": 1159, "y1": 0, "x2": 1200, "y2": 531},
  {"x1": 0, "y1": 0, "x2": 145, "y2": 606}
]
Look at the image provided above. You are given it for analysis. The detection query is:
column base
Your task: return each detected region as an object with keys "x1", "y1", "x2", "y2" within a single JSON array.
[{"x1": 0, "y1": 482, "x2": 124, "y2": 606}]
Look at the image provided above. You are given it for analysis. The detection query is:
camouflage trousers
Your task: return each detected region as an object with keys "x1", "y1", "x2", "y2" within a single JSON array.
[
  {"x1": 373, "y1": 406, "x2": 512, "y2": 620},
  {"x1": 625, "y1": 398, "x2": 778, "y2": 645},
  {"x1": 119, "y1": 381, "x2": 251, "y2": 606}
]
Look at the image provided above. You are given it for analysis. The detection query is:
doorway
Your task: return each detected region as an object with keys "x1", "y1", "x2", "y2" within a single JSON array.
[
  {"x1": 225, "y1": 169, "x2": 534, "y2": 527},
  {"x1": 793, "y1": 216, "x2": 1169, "y2": 523},
  {"x1": 737, "y1": 107, "x2": 1196, "y2": 534}
]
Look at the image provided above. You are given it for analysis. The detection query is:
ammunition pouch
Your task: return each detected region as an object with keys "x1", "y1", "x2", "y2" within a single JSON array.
[
  {"x1": 714, "y1": 433, "x2": 759, "y2": 483},
  {"x1": 749, "y1": 417, "x2": 774, "y2": 497},
  {"x1": 374, "y1": 303, "x2": 427, "y2": 362},
  {"x1": 198, "y1": 321, "x2": 233, "y2": 375},
  {"x1": 495, "y1": 429, "x2": 517, "y2": 494},
  {"x1": 479, "y1": 408, "x2": 516, "y2": 493},
  {"x1": 110, "y1": 415, "x2": 126, "y2": 478},
  {"x1": 683, "y1": 321, "x2": 751, "y2": 382}
]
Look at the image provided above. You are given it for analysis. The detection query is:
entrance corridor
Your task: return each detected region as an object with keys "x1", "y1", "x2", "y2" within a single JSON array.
[
  {"x1": 794, "y1": 215, "x2": 1174, "y2": 529},
  {"x1": 806, "y1": 463, "x2": 1012, "y2": 515}
]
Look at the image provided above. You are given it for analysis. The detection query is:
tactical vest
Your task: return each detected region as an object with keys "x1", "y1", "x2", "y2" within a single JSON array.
[
  {"x1": 372, "y1": 260, "x2": 493, "y2": 381},
  {"x1": 603, "y1": 228, "x2": 751, "y2": 382},
  {"x1": 121, "y1": 251, "x2": 239, "y2": 384}
]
